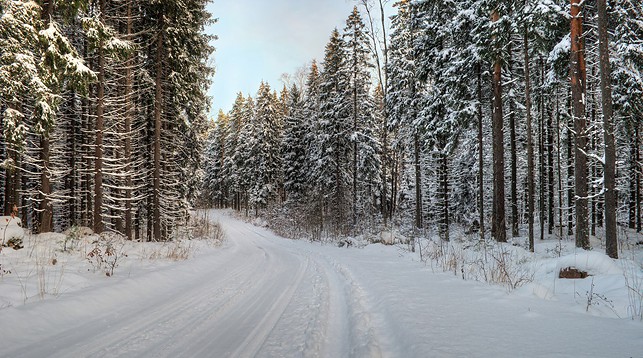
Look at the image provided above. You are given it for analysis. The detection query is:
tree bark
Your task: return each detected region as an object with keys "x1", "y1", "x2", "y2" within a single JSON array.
[
  {"x1": 491, "y1": 10, "x2": 506, "y2": 243},
  {"x1": 566, "y1": 91, "x2": 574, "y2": 237},
  {"x1": 637, "y1": 121, "x2": 641, "y2": 233},
  {"x1": 570, "y1": 0, "x2": 589, "y2": 250},
  {"x1": 153, "y1": 13, "x2": 164, "y2": 241},
  {"x1": 524, "y1": 27, "x2": 535, "y2": 252},
  {"x1": 414, "y1": 131, "x2": 422, "y2": 229},
  {"x1": 547, "y1": 101, "x2": 555, "y2": 234},
  {"x1": 539, "y1": 58, "x2": 545, "y2": 241},
  {"x1": 556, "y1": 86, "x2": 564, "y2": 239},
  {"x1": 440, "y1": 150, "x2": 449, "y2": 241},
  {"x1": 93, "y1": 0, "x2": 106, "y2": 234},
  {"x1": 637, "y1": 122, "x2": 641, "y2": 233},
  {"x1": 37, "y1": 0, "x2": 56, "y2": 234},
  {"x1": 597, "y1": 0, "x2": 617, "y2": 258},
  {"x1": 509, "y1": 43, "x2": 519, "y2": 238},
  {"x1": 477, "y1": 62, "x2": 485, "y2": 243},
  {"x1": 124, "y1": 0, "x2": 133, "y2": 239}
]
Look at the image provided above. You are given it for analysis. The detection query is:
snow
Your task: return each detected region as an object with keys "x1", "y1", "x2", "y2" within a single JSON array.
[
  {"x1": 0, "y1": 210, "x2": 641, "y2": 357},
  {"x1": 1, "y1": 216, "x2": 24, "y2": 243}
]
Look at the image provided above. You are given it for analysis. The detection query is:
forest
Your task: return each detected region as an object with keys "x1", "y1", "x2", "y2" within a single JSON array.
[
  {"x1": 203, "y1": 0, "x2": 642, "y2": 259},
  {"x1": 0, "y1": 0, "x2": 214, "y2": 241}
]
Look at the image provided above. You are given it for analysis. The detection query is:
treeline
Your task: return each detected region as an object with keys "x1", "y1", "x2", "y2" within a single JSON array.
[
  {"x1": 0, "y1": 0, "x2": 214, "y2": 241},
  {"x1": 203, "y1": 1, "x2": 642, "y2": 257}
]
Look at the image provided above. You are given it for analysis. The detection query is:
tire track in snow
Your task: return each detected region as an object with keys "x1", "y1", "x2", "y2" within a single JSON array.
[
  {"x1": 320, "y1": 254, "x2": 393, "y2": 358},
  {"x1": 7, "y1": 238, "x2": 268, "y2": 358}
]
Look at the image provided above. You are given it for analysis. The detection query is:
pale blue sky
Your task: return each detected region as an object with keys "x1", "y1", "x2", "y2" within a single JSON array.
[{"x1": 205, "y1": 0, "x2": 387, "y2": 115}]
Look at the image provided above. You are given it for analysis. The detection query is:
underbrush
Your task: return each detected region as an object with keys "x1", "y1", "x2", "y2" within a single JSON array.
[
  {"x1": 419, "y1": 235, "x2": 535, "y2": 291},
  {"x1": 0, "y1": 211, "x2": 226, "y2": 308}
]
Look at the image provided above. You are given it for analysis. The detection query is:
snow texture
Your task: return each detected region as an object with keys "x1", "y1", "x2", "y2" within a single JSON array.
[{"x1": 0, "y1": 210, "x2": 641, "y2": 357}]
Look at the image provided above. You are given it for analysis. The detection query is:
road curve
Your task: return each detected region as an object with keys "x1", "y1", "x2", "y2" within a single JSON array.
[{"x1": 0, "y1": 211, "x2": 384, "y2": 358}]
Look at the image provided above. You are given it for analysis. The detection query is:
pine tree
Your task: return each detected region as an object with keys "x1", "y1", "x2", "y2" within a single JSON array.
[
  {"x1": 282, "y1": 85, "x2": 308, "y2": 199},
  {"x1": 251, "y1": 82, "x2": 282, "y2": 210},
  {"x1": 315, "y1": 28, "x2": 352, "y2": 233},
  {"x1": 342, "y1": 6, "x2": 380, "y2": 227}
]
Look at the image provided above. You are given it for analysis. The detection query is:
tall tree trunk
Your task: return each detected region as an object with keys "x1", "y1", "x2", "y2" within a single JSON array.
[
  {"x1": 352, "y1": 36, "x2": 358, "y2": 231},
  {"x1": 83, "y1": 76, "x2": 93, "y2": 227},
  {"x1": 123, "y1": 0, "x2": 133, "y2": 239},
  {"x1": 629, "y1": 124, "x2": 638, "y2": 229},
  {"x1": 360, "y1": 0, "x2": 390, "y2": 224},
  {"x1": 509, "y1": 44, "x2": 519, "y2": 238},
  {"x1": 590, "y1": 73, "x2": 597, "y2": 237},
  {"x1": 93, "y1": 0, "x2": 106, "y2": 234},
  {"x1": 477, "y1": 62, "x2": 485, "y2": 242},
  {"x1": 570, "y1": 0, "x2": 589, "y2": 249},
  {"x1": 556, "y1": 86, "x2": 564, "y2": 239},
  {"x1": 439, "y1": 150, "x2": 449, "y2": 241},
  {"x1": 414, "y1": 131, "x2": 422, "y2": 229},
  {"x1": 37, "y1": 0, "x2": 56, "y2": 234},
  {"x1": 68, "y1": 94, "x2": 78, "y2": 228},
  {"x1": 539, "y1": 58, "x2": 545, "y2": 241},
  {"x1": 380, "y1": 0, "x2": 390, "y2": 224},
  {"x1": 547, "y1": 102, "x2": 555, "y2": 234},
  {"x1": 524, "y1": 27, "x2": 535, "y2": 252},
  {"x1": 637, "y1": 122, "x2": 641, "y2": 233},
  {"x1": 491, "y1": 10, "x2": 506, "y2": 243},
  {"x1": 597, "y1": 0, "x2": 617, "y2": 258},
  {"x1": 39, "y1": 137, "x2": 53, "y2": 233},
  {"x1": 634, "y1": 118, "x2": 643, "y2": 232},
  {"x1": 153, "y1": 13, "x2": 164, "y2": 241},
  {"x1": 566, "y1": 92, "x2": 574, "y2": 237}
]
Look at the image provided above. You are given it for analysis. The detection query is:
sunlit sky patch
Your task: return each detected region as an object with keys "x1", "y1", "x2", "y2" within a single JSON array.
[{"x1": 205, "y1": 0, "x2": 392, "y2": 116}]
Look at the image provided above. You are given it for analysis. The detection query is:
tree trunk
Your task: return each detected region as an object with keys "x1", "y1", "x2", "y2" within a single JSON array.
[
  {"x1": 597, "y1": 0, "x2": 617, "y2": 258},
  {"x1": 590, "y1": 72, "x2": 597, "y2": 237},
  {"x1": 414, "y1": 131, "x2": 422, "y2": 229},
  {"x1": 547, "y1": 101, "x2": 555, "y2": 234},
  {"x1": 93, "y1": 0, "x2": 106, "y2": 235},
  {"x1": 524, "y1": 27, "x2": 535, "y2": 252},
  {"x1": 570, "y1": 0, "x2": 589, "y2": 250},
  {"x1": 153, "y1": 13, "x2": 164, "y2": 241},
  {"x1": 629, "y1": 126, "x2": 637, "y2": 229},
  {"x1": 439, "y1": 150, "x2": 449, "y2": 241},
  {"x1": 509, "y1": 43, "x2": 519, "y2": 238},
  {"x1": 37, "y1": 0, "x2": 56, "y2": 234},
  {"x1": 380, "y1": 0, "x2": 389, "y2": 225},
  {"x1": 556, "y1": 86, "x2": 564, "y2": 239},
  {"x1": 352, "y1": 36, "x2": 358, "y2": 230},
  {"x1": 491, "y1": 10, "x2": 506, "y2": 243},
  {"x1": 539, "y1": 58, "x2": 545, "y2": 241},
  {"x1": 566, "y1": 91, "x2": 574, "y2": 237},
  {"x1": 124, "y1": 0, "x2": 133, "y2": 239},
  {"x1": 477, "y1": 62, "x2": 485, "y2": 243},
  {"x1": 637, "y1": 122, "x2": 641, "y2": 233}
]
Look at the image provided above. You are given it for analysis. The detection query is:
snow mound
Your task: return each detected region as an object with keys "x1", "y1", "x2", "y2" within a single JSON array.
[{"x1": 0, "y1": 216, "x2": 24, "y2": 242}]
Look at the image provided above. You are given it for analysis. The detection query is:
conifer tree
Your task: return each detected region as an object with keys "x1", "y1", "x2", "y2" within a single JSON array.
[
  {"x1": 315, "y1": 28, "x2": 352, "y2": 233},
  {"x1": 343, "y1": 6, "x2": 380, "y2": 227}
]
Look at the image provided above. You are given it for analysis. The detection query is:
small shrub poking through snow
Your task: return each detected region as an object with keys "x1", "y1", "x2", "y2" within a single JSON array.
[
  {"x1": 86, "y1": 234, "x2": 127, "y2": 277},
  {"x1": 420, "y1": 237, "x2": 535, "y2": 291}
]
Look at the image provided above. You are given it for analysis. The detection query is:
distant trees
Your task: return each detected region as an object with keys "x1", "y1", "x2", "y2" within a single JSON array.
[
  {"x1": 0, "y1": 0, "x2": 214, "y2": 241},
  {"x1": 206, "y1": 1, "x2": 641, "y2": 255}
]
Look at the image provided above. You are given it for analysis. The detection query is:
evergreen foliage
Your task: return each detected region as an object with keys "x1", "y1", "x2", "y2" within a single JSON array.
[{"x1": 0, "y1": 0, "x2": 214, "y2": 241}]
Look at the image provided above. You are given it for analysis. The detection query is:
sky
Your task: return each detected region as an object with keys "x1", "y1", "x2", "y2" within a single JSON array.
[{"x1": 205, "y1": 0, "x2": 393, "y2": 116}]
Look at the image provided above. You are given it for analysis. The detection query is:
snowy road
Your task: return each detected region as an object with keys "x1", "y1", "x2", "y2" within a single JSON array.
[{"x1": 1, "y1": 210, "x2": 642, "y2": 357}]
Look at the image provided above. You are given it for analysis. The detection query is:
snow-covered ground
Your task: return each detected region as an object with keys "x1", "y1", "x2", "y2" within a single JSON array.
[{"x1": 0, "y1": 210, "x2": 642, "y2": 357}]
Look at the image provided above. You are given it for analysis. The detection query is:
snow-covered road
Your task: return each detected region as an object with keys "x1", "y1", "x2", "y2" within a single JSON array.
[{"x1": 1, "y1": 210, "x2": 642, "y2": 357}]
